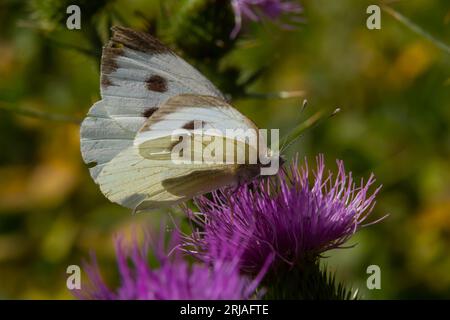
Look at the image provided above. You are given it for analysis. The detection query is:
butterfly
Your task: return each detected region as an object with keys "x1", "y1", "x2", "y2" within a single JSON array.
[{"x1": 80, "y1": 26, "x2": 278, "y2": 213}]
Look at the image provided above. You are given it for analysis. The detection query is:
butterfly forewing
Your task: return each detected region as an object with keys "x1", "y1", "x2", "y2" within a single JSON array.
[{"x1": 81, "y1": 27, "x2": 224, "y2": 181}]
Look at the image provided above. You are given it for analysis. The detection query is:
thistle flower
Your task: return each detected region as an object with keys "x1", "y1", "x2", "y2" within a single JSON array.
[
  {"x1": 230, "y1": 0, "x2": 303, "y2": 38},
  {"x1": 185, "y1": 155, "x2": 382, "y2": 274},
  {"x1": 75, "y1": 230, "x2": 268, "y2": 300}
]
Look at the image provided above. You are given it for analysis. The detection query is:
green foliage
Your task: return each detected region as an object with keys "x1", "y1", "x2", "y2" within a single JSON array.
[
  {"x1": 168, "y1": 0, "x2": 236, "y2": 60},
  {"x1": 29, "y1": 0, "x2": 111, "y2": 31},
  {"x1": 0, "y1": 0, "x2": 449, "y2": 299},
  {"x1": 165, "y1": 0, "x2": 249, "y2": 97}
]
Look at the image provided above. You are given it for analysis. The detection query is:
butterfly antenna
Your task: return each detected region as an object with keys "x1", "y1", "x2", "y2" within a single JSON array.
[
  {"x1": 243, "y1": 90, "x2": 306, "y2": 100},
  {"x1": 292, "y1": 98, "x2": 309, "y2": 125},
  {"x1": 300, "y1": 98, "x2": 308, "y2": 113},
  {"x1": 280, "y1": 106, "x2": 341, "y2": 153}
]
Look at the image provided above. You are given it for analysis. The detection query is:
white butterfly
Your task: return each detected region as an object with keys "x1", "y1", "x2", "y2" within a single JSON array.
[{"x1": 80, "y1": 26, "x2": 273, "y2": 212}]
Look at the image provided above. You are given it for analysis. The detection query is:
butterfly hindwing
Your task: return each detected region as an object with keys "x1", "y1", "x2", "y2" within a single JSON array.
[
  {"x1": 96, "y1": 94, "x2": 262, "y2": 211},
  {"x1": 96, "y1": 144, "x2": 240, "y2": 212}
]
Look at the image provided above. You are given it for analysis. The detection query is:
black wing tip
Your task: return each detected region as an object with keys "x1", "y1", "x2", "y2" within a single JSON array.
[
  {"x1": 101, "y1": 25, "x2": 172, "y2": 88},
  {"x1": 108, "y1": 25, "x2": 172, "y2": 55}
]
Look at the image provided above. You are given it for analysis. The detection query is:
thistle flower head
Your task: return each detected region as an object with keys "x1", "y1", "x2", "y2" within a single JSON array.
[
  {"x1": 231, "y1": 0, "x2": 303, "y2": 38},
  {"x1": 185, "y1": 155, "x2": 382, "y2": 274},
  {"x1": 76, "y1": 230, "x2": 267, "y2": 300}
]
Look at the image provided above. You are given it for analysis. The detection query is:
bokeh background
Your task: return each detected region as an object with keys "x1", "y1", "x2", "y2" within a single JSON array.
[{"x1": 0, "y1": 0, "x2": 449, "y2": 299}]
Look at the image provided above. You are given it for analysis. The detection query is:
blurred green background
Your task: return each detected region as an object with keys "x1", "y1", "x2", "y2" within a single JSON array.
[{"x1": 0, "y1": 0, "x2": 449, "y2": 299}]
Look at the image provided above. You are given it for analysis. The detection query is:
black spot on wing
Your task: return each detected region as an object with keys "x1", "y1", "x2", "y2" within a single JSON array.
[
  {"x1": 182, "y1": 120, "x2": 196, "y2": 130},
  {"x1": 142, "y1": 107, "x2": 158, "y2": 118},
  {"x1": 182, "y1": 120, "x2": 205, "y2": 130},
  {"x1": 146, "y1": 75, "x2": 168, "y2": 92}
]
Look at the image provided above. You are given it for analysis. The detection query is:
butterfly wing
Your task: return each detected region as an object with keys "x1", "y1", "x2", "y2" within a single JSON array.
[
  {"x1": 95, "y1": 146, "x2": 240, "y2": 212},
  {"x1": 80, "y1": 26, "x2": 224, "y2": 180},
  {"x1": 134, "y1": 94, "x2": 259, "y2": 150},
  {"x1": 96, "y1": 94, "x2": 262, "y2": 212}
]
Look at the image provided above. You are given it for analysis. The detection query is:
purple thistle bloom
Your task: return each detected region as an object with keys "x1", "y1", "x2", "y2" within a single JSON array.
[
  {"x1": 74, "y1": 230, "x2": 268, "y2": 300},
  {"x1": 231, "y1": 0, "x2": 303, "y2": 38},
  {"x1": 185, "y1": 155, "x2": 382, "y2": 274}
]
